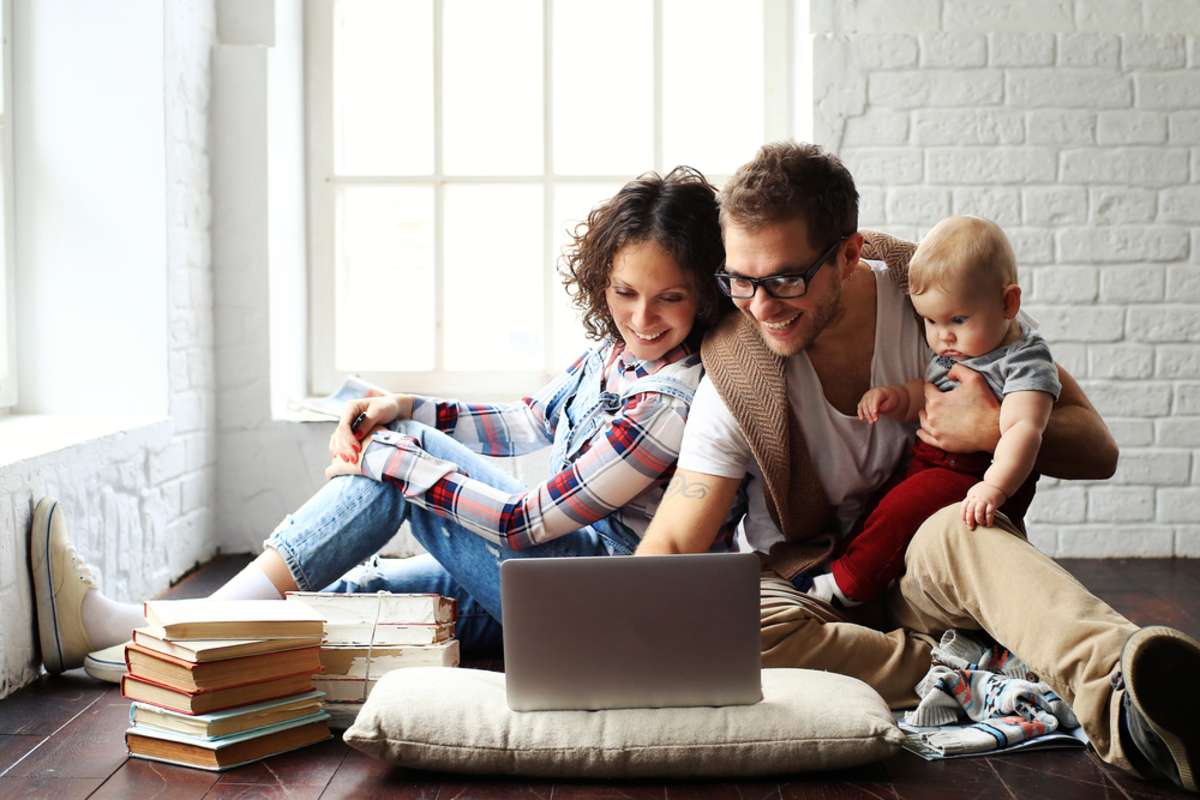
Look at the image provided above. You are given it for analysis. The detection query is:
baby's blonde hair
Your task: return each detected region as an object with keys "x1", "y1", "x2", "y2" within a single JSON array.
[{"x1": 907, "y1": 216, "x2": 1017, "y2": 300}]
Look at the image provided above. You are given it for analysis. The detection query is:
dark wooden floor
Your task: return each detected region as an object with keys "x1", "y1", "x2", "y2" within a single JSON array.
[{"x1": 1, "y1": 556, "x2": 1197, "y2": 799}]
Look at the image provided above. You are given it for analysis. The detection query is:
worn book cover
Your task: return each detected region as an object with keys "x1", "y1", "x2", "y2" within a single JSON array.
[
  {"x1": 285, "y1": 591, "x2": 456, "y2": 626},
  {"x1": 311, "y1": 675, "x2": 380, "y2": 703},
  {"x1": 121, "y1": 671, "x2": 317, "y2": 715},
  {"x1": 125, "y1": 715, "x2": 332, "y2": 771},
  {"x1": 319, "y1": 621, "x2": 455, "y2": 646},
  {"x1": 142, "y1": 599, "x2": 326, "y2": 640},
  {"x1": 125, "y1": 642, "x2": 323, "y2": 692},
  {"x1": 131, "y1": 627, "x2": 323, "y2": 663},
  {"x1": 319, "y1": 639, "x2": 460, "y2": 677},
  {"x1": 129, "y1": 690, "x2": 326, "y2": 740}
]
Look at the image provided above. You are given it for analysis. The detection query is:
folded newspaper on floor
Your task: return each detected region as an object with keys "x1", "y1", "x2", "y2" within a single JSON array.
[{"x1": 899, "y1": 630, "x2": 1088, "y2": 760}]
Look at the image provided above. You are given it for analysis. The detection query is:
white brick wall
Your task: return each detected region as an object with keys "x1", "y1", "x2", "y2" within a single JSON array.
[
  {"x1": 0, "y1": 1, "x2": 217, "y2": 698},
  {"x1": 813, "y1": 0, "x2": 1200, "y2": 558}
]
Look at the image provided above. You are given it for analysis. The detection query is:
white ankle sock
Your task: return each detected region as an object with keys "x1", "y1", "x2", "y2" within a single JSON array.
[
  {"x1": 81, "y1": 590, "x2": 146, "y2": 650},
  {"x1": 209, "y1": 564, "x2": 284, "y2": 601},
  {"x1": 78, "y1": 565, "x2": 283, "y2": 653}
]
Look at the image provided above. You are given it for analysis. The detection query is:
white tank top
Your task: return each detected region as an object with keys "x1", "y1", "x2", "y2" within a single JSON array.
[
  {"x1": 787, "y1": 261, "x2": 932, "y2": 534},
  {"x1": 678, "y1": 261, "x2": 933, "y2": 553}
]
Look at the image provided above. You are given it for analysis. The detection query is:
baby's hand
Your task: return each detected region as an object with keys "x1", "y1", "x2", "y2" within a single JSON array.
[
  {"x1": 857, "y1": 386, "x2": 902, "y2": 424},
  {"x1": 962, "y1": 482, "x2": 1007, "y2": 530}
]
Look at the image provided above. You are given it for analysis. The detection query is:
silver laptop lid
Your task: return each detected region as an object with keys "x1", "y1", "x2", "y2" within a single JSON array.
[{"x1": 500, "y1": 552, "x2": 762, "y2": 711}]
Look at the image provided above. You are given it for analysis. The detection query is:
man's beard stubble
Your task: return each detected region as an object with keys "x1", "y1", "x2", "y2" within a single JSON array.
[{"x1": 753, "y1": 276, "x2": 844, "y2": 358}]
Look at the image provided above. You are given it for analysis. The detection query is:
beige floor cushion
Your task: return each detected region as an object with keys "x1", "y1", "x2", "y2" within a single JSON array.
[{"x1": 343, "y1": 667, "x2": 903, "y2": 778}]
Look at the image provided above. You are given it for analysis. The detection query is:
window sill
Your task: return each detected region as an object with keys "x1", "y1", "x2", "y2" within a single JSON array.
[{"x1": 0, "y1": 414, "x2": 171, "y2": 467}]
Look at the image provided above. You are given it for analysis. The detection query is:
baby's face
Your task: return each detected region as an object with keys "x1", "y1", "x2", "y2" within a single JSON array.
[{"x1": 911, "y1": 285, "x2": 1013, "y2": 360}]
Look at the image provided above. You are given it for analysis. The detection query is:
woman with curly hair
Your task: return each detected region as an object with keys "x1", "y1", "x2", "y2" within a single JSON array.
[{"x1": 34, "y1": 167, "x2": 735, "y2": 675}]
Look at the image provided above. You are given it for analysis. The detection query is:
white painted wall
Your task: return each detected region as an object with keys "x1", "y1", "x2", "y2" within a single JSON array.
[
  {"x1": 808, "y1": 0, "x2": 1200, "y2": 557},
  {"x1": 0, "y1": 0, "x2": 217, "y2": 698}
]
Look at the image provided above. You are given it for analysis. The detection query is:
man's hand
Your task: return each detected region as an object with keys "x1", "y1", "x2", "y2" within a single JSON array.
[
  {"x1": 857, "y1": 385, "x2": 905, "y2": 424},
  {"x1": 917, "y1": 364, "x2": 1001, "y2": 454},
  {"x1": 962, "y1": 481, "x2": 1006, "y2": 530}
]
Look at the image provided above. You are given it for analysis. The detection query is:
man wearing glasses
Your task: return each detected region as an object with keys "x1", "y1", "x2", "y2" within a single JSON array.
[{"x1": 636, "y1": 142, "x2": 1200, "y2": 792}]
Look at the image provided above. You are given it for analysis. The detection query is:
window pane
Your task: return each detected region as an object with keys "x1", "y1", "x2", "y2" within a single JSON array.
[
  {"x1": 443, "y1": 0, "x2": 543, "y2": 175},
  {"x1": 553, "y1": 1, "x2": 652, "y2": 176},
  {"x1": 335, "y1": 186, "x2": 435, "y2": 371},
  {"x1": 662, "y1": 0, "x2": 763, "y2": 175},
  {"x1": 444, "y1": 185, "x2": 543, "y2": 369},
  {"x1": 552, "y1": 183, "x2": 621, "y2": 368},
  {"x1": 334, "y1": 0, "x2": 433, "y2": 175}
]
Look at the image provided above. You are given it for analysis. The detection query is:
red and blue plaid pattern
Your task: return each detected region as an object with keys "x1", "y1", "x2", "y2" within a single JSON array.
[{"x1": 361, "y1": 342, "x2": 702, "y2": 550}]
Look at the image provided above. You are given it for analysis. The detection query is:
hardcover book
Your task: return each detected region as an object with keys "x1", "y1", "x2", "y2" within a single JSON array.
[
  {"x1": 285, "y1": 591, "x2": 456, "y2": 627},
  {"x1": 122, "y1": 671, "x2": 317, "y2": 715},
  {"x1": 125, "y1": 642, "x2": 323, "y2": 692},
  {"x1": 131, "y1": 627, "x2": 323, "y2": 663},
  {"x1": 129, "y1": 691, "x2": 326, "y2": 740},
  {"x1": 319, "y1": 639, "x2": 460, "y2": 677},
  {"x1": 142, "y1": 599, "x2": 326, "y2": 640},
  {"x1": 125, "y1": 715, "x2": 332, "y2": 771}
]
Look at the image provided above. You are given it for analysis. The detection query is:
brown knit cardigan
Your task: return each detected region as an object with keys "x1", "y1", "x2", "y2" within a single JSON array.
[{"x1": 700, "y1": 231, "x2": 917, "y2": 580}]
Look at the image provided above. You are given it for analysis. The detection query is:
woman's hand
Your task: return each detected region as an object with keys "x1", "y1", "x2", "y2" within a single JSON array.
[{"x1": 328, "y1": 393, "x2": 413, "y2": 465}]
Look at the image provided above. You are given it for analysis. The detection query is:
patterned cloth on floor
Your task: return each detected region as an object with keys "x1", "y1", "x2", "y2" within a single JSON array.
[{"x1": 904, "y1": 630, "x2": 1080, "y2": 756}]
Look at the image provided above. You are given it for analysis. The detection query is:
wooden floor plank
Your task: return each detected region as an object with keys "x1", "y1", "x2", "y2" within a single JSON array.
[
  {"x1": 0, "y1": 674, "x2": 106, "y2": 736},
  {"x1": 2, "y1": 689, "x2": 129, "y2": 779},
  {"x1": 89, "y1": 757, "x2": 219, "y2": 800},
  {"x1": 212, "y1": 734, "x2": 346, "y2": 789},
  {"x1": 0, "y1": 775, "x2": 106, "y2": 799},
  {"x1": 0, "y1": 733, "x2": 46, "y2": 773}
]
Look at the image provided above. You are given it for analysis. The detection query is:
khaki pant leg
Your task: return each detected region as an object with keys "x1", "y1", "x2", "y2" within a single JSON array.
[
  {"x1": 888, "y1": 503, "x2": 1139, "y2": 769},
  {"x1": 759, "y1": 573, "x2": 935, "y2": 708}
]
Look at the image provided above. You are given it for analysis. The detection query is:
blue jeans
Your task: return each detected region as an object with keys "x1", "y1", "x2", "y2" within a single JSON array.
[{"x1": 264, "y1": 420, "x2": 632, "y2": 653}]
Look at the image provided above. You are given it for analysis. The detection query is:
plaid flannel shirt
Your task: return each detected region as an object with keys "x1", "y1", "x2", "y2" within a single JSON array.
[{"x1": 358, "y1": 340, "x2": 702, "y2": 550}]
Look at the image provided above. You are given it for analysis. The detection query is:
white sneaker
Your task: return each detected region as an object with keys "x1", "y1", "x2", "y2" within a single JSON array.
[
  {"x1": 83, "y1": 643, "x2": 129, "y2": 684},
  {"x1": 30, "y1": 498, "x2": 97, "y2": 673}
]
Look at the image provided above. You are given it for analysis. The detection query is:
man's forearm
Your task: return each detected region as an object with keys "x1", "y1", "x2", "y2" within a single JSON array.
[
  {"x1": 1035, "y1": 404, "x2": 1118, "y2": 479},
  {"x1": 1034, "y1": 368, "x2": 1118, "y2": 480},
  {"x1": 636, "y1": 469, "x2": 742, "y2": 556}
]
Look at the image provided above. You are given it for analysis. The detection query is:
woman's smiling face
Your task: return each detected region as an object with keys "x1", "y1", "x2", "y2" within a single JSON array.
[{"x1": 604, "y1": 239, "x2": 699, "y2": 361}]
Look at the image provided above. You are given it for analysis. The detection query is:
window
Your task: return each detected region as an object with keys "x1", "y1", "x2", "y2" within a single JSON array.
[
  {"x1": 0, "y1": 0, "x2": 14, "y2": 409},
  {"x1": 307, "y1": 0, "x2": 793, "y2": 399}
]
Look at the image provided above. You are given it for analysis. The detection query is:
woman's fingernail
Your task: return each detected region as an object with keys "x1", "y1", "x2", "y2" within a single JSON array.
[{"x1": 352, "y1": 443, "x2": 361, "y2": 452}]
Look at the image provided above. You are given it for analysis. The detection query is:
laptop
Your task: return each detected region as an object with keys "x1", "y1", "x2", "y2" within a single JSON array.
[{"x1": 500, "y1": 552, "x2": 763, "y2": 711}]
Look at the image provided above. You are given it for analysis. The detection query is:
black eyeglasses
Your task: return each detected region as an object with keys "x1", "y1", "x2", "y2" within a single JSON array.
[{"x1": 715, "y1": 236, "x2": 848, "y2": 300}]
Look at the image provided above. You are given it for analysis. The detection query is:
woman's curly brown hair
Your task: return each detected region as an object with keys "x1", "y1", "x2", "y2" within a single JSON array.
[{"x1": 560, "y1": 166, "x2": 727, "y2": 342}]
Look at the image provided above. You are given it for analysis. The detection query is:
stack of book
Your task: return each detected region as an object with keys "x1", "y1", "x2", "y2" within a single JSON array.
[
  {"x1": 121, "y1": 599, "x2": 333, "y2": 771},
  {"x1": 285, "y1": 591, "x2": 459, "y2": 725}
]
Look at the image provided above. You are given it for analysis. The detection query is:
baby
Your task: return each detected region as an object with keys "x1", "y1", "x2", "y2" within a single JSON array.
[{"x1": 804, "y1": 215, "x2": 1061, "y2": 608}]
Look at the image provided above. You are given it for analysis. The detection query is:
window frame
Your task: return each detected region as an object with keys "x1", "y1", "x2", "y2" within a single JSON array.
[
  {"x1": 305, "y1": 0, "x2": 793, "y2": 401},
  {"x1": 0, "y1": 0, "x2": 16, "y2": 410}
]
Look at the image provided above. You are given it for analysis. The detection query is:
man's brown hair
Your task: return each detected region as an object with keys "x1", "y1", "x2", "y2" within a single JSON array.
[{"x1": 719, "y1": 141, "x2": 859, "y2": 251}]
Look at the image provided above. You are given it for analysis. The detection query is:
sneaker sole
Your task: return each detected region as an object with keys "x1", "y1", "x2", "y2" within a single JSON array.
[
  {"x1": 1124, "y1": 625, "x2": 1200, "y2": 793},
  {"x1": 83, "y1": 652, "x2": 126, "y2": 685},
  {"x1": 30, "y1": 499, "x2": 66, "y2": 674}
]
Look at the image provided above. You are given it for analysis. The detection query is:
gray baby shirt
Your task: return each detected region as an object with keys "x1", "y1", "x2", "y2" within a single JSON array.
[{"x1": 927, "y1": 320, "x2": 1062, "y2": 401}]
